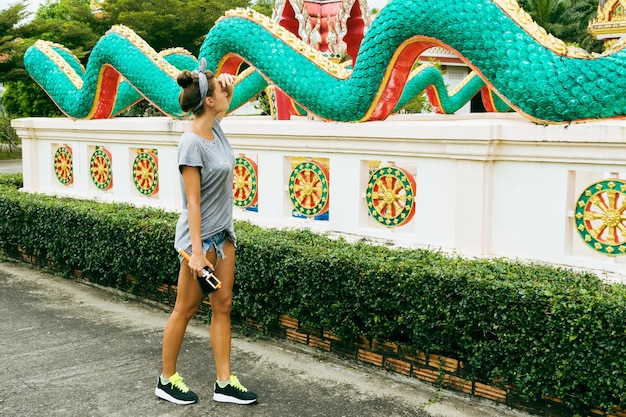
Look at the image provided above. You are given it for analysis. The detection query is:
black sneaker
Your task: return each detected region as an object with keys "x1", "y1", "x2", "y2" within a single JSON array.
[
  {"x1": 213, "y1": 375, "x2": 258, "y2": 404},
  {"x1": 154, "y1": 372, "x2": 198, "y2": 405}
]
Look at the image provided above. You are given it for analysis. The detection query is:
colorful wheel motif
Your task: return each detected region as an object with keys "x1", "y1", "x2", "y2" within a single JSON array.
[
  {"x1": 90, "y1": 147, "x2": 113, "y2": 190},
  {"x1": 366, "y1": 166, "x2": 416, "y2": 227},
  {"x1": 574, "y1": 179, "x2": 626, "y2": 256},
  {"x1": 132, "y1": 150, "x2": 158, "y2": 196},
  {"x1": 233, "y1": 156, "x2": 258, "y2": 208},
  {"x1": 54, "y1": 146, "x2": 73, "y2": 185},
  {"x1": 288, "y1": 161, "x2": 330, "y2": 217}
]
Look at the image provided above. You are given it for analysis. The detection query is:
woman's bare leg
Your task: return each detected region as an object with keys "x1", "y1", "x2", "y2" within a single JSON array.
[
  {"x1": 161, "y1": 261, "x2": 203, "y2": 377},
  {"x1": 207, "y1": 240, "x2": 235, "y2": 382}
]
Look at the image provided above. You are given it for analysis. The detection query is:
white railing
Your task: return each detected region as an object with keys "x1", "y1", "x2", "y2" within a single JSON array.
[{"x1": 11, "y1": 113, "x2": 626, "y2": 282}]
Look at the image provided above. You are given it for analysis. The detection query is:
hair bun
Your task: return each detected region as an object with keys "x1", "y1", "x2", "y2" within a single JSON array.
[{"x1": 177, "y1": 70, "x2": 194, "y2": 88}]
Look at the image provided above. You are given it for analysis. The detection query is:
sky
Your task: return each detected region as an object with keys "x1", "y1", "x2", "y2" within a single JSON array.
[{"x1": 0, "y1": 0, "x2": 44, "y2": 15}]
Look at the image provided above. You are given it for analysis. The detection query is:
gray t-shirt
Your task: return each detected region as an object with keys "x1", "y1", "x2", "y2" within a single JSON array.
[{"x1": 174, "y1": 120, "x2": 236, "y2": 254}]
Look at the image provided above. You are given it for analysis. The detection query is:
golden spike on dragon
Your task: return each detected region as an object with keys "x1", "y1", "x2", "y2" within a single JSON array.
[{"x1": 24, "y1": 0, "x2": 626, "y2": 124}]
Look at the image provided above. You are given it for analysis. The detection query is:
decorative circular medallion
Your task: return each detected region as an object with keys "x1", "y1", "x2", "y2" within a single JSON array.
[
  {"x1": 233, "y1": 156, "x2": 258, "y2": 208},
  {"x1": 132, "y1": 150, "x2": 159, "y2": 196},
  {"x1": 54, "y1": 146, "x2": 73, "y2": 185},
  {"x1": 366, "y1": 166, "x2": 416, "y2": 227},
  {"x1": 288, "y1": 161, "x2": 330, "y2": 217},
  {"x1": 90, "y1": 147, "x2": 113, "y2": 190},
  {"x1": 574, "y1": 179, "x2": 626, "y2": 256}
]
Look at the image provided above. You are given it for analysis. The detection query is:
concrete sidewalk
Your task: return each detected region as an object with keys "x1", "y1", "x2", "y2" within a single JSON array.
[{"x1": 0, "y1": 261, "x2": 534, "y2": 417}]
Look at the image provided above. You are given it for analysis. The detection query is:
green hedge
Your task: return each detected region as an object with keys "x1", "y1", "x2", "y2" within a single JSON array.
[
  {"x1": 0, "y1": 172, "x2": 22, "y2": 188},
  {"x1": 0, "y1": 182, "x2": 179, "y2": 294},
  {"x1": 1, "y1": 174, "x2": 625, "y2": 415}
]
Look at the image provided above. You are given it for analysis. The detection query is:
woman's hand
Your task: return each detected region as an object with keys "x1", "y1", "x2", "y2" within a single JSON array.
[
  {"x1": 188, "y1": 252, "x2": 214, "y2": 277},
  {"x1": 215, "y1": 73, "x2": 235, "y2": 119},
  {"x1": 216, "y1": 73, "x2": 235, "y2": 88},
  {"x1": 217, "y1": 73, "x2": 235, "y2": 98}
]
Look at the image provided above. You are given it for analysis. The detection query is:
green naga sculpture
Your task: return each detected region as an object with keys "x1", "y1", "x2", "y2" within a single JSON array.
[{"x1": 23, "y1": 0, "x2": 626, "y2": 124}]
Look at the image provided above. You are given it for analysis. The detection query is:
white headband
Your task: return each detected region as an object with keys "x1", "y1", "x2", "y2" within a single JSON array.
[{"x1": 191, "y1": 58, "x2": 208, "y2": 112}]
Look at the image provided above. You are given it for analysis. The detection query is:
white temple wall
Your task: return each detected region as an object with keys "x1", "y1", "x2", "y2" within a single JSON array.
[{"x1": 11, "y1": 113, "x2": 626, "y2": 282}]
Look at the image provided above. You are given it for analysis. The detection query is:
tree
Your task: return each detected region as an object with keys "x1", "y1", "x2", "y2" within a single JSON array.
[
  {"x1": 1, "y1": 0, "x2": 252, "y2": 117},
  {"x1": 101, "y1": 0, "x2": 249, "y2": 55},
  {"x1": 518, "y1": 0, "x2": 603, "y2": 53},
  {"x1": 0, "y1": 2, "x2": 62, "y2": 117},
  {"x1": 1, "y1": 0, "x2": 106, "y2": 117},
  {"x1": 518, "y1": 0, "x2": 571, "y2": 39},
  {"x1": 0, "y1": 1, "x2": 31, "y2": 81},
  {"x1": 21, "y1": 0, "x2": 109, "y2": 57},
  {"x1": 561, "y1": 0, "x2": 603, "y2": 52},
  {"x1": 252, "y1": 0, "x2": 274, "y2": 17}
]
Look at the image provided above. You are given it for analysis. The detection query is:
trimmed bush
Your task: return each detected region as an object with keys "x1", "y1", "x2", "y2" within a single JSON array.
[
  {"x1": 0, "y1": 172, "x2": 22, "y2": 188},
  {"x1": 0, "y1": 184, "x2": 179, "y2": 294}
]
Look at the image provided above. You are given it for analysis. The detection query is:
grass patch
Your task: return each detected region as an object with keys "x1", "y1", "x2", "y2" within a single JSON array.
[{"x1": 0, "y1": 150, "x2": 21, "y2": 160}]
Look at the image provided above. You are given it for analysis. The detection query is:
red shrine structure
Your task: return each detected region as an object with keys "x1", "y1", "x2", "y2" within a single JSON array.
[
  {"x1": 274, "y1": 0, "x2": 371, "y2": 61},
  {"x1": 271, "y1": 0, "x2": 372, "y2": 119}
]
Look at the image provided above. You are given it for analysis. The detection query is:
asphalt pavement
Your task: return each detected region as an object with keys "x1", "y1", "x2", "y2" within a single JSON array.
[{"x1": 0, "y1": 158, "x2": 21, "y2": 174}]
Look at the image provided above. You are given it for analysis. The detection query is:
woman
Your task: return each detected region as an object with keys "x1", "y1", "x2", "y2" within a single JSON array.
[{"x1": 154, "y1": 59, "x2": 257, "y2": 405}]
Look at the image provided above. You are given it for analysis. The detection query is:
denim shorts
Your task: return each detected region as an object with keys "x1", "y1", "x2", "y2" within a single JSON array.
[{"x1": 179, "y1": 230, "x2": 231, "y2": 263}]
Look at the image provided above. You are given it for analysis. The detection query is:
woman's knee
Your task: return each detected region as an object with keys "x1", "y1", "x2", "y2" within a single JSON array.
[
  {"x1": 211, "y1": 294, "x2": 232, "y2": 315},
  {"x1": 172, "y1": 303, "x2": 200, "y2": 321}
]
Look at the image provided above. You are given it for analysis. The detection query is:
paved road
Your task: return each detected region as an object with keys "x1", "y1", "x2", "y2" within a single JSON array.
[
  {"x1": 0, "y1": 261, "x2": 533, "y2": 417},
  {"x1": 0, "y1": 158, "x2": 21, "y2": 174}
]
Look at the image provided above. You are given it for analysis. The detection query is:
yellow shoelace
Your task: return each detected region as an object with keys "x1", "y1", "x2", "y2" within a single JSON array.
[
  {"x1": 229, "y1": 375, "x2": 248, "y2": 392},
  {"x1": 169, "y1": 372, "x2": 190, "y2": 393}
]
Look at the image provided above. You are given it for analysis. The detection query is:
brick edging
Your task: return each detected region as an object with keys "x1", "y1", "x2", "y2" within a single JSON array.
[{"x1": 251, "y1": 314, "x2": 626, "y2": 417}]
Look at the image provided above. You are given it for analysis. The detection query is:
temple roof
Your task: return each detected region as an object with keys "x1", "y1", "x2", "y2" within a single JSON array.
[{"x1": 588, "y1": 0, "x2": 626, "y2": 41}]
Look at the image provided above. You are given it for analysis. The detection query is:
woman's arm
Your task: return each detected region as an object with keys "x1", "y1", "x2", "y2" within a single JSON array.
[{"x1": 181, "y1": 165, "x2": 213, "y2": 275}]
